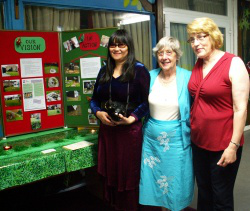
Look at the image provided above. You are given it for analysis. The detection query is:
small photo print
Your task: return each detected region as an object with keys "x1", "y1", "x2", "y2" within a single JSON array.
[
  {"x1": 64, "y1": 62, "x2": 80, "y2": 74},
  {"x1": 44, "y1": 63, "x2": 59, "y2": 74},
  {"x1": 83, "y1": 80, "x2": 96, "y2": 94},
  {"x1": 63, "y1": 36, "x2": 80, "y2": 52},
  {"x1": 6, "y1": 109, "x2": 23, "y2": 122},
  {"x1": 30, "y1": 113, "x2": 41, "y2": 130},
  {"x1": 47, "y1": 104, "x2": 62, "y2": 116},
  {"x1": 46, "y1": 90, "x2": 61, "y2": 102},
  {"x1": 1, "y1": 64, "x2": 19, "y2": 77},
  {"x1": 46, "y1": 77, "x2": 60, "y2": 88},
  {"x1": 65, "y1": 76, "x2": 80, "y2": 87},
  {"x1": 66, "y1": 90, "x2": 81, "y2": 101},
  {"x1": 88, "y1": 114, "x2": 98, "y2": 125},
  {"x1": 3, "y1": 79, "x2": 20, "y2": 92},
  {"x1": 24, "y1": 92, "x2": 33, "y2": 99},
  {"x1": 4, "y1": 94, "x2": 22, "y2": 107},
  {"x1": 67, "y1": 105, "x2": 82, "y2": 116},
  {"x1": 100, "y1": 35, "x2": 110, "y2": 48}
]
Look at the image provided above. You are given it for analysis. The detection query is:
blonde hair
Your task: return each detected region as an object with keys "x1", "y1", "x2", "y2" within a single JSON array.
[
  {"x1": 187, "y1": 17, "x2": 223, "y2": 49},
  {"x1": 153, "y1": 36, "x2": 183, "y2": 61}
]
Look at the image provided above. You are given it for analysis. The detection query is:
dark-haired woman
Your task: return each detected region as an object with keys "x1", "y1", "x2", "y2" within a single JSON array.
[{"x1": 90, "y1": 29, "x2": 150, "y2": 211}]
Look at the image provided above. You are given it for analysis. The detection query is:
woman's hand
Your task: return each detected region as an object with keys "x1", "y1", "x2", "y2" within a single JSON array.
[
  {"x1": 217, "y1": 144, "x2": 237, "y2": 167},
  {"x1": 112, "y1": 114, "x2": 136, "y2": 125},
  {"x1": 96, "y1": 111, "x2": 116, "y2": 126}
]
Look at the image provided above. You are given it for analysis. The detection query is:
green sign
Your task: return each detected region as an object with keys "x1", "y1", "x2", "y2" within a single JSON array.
[{"x1": 15, "y1": 37, "x2": 46, "y2": 53}]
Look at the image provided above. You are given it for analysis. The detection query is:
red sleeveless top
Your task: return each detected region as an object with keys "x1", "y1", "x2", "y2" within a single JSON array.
[{"x1": 188, "y1": 52, "x2": 244, "y2": 151}]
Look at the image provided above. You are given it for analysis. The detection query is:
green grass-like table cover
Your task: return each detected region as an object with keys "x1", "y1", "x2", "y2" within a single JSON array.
[{"x1": 0, "y1": 128, "x2": 98, "y2": 191}]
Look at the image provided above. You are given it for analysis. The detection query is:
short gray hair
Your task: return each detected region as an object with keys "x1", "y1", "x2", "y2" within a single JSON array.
[{"x1": 153, "y1": 36, "x2": 183, "y2": 61}]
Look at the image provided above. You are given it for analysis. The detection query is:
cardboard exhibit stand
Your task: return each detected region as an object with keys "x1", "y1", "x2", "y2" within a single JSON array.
[
  {"x1": 61, "y1": 28, "x2": 117, "y2": 127},
  {"x1": 0, "y1": 29, "x2": 117, "y2": 192},
  {"x1": 0, "y1": 28, "x2": 117, "y2": 137},
  {"x1": 0, "y1": 31, "x2": 64, "y2": 137}
]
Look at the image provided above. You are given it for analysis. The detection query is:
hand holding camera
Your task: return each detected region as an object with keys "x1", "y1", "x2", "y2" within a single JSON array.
[{"x1": 104, "y1": 100, "x2": 127, "y2": 121}]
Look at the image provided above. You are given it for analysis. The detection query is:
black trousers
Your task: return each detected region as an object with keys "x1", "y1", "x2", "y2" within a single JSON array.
[{"x1": 192, "y1": 143, "x2": 242, "y2": 211}]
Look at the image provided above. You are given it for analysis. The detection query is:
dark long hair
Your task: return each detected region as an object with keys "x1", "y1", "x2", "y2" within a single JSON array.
[{"x1": 99, "y1": 29, "x2": 136, "y2": 83}]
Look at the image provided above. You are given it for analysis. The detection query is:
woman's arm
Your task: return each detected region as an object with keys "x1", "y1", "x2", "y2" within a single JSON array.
[
  {"x1": 217, "y1": 57, "x2": 249, "y2": 167},
  {"x1": 130, "y1": 65, "x2": 150, "y2": 120}
]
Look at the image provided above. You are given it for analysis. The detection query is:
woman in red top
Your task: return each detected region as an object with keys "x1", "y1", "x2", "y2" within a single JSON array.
[{"x1": 187, "y1": 17, "x2": 249, "y2": 210}]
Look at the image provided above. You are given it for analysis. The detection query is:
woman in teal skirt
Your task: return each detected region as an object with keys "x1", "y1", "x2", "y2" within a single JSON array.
[{"x1": 139, "y1": 36, "x2": 194, "y2": 211}]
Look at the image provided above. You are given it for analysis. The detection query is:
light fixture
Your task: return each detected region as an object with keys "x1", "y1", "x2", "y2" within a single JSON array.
[{"x1": 120, "y1": 14, "x2": 150, "y2": 25}]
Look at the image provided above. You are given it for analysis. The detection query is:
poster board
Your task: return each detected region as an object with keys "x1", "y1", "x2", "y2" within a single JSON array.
[
  {"x1": 61, "y1": 28, "x2": 117, "y2": 127},
  {"x1": 0, "y1": 31, "x2": 64, "y2": 137}
]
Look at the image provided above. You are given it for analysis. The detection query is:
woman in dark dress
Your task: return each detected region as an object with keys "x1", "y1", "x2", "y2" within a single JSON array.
[{"x1": 90, "y1": 29, "x2": 150, "y2": 211}]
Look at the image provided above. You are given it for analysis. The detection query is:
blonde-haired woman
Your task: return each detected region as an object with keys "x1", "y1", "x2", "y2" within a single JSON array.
[
  {"x1": 139, "y1": 36, "x2": 194, "y2": 211},
  {"x1": 187, "y1": 17, "x2": 249, "y2": 210}
]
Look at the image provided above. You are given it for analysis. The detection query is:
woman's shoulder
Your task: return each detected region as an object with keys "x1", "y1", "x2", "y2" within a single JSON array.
[
  {"x1": 149, "y1": 68, "x2": 161, "y2": 76},
  {"x1": 177, "y1": 66, "x2": 191, "y2": 76},
  {"x1": 135, "y1": 62, "x2": 150, "y2": 75},
  {"x1": 224, "y1": 52, "x2": 236, "y2": 58},
  {"x1": 135, "y1": 61, "x2": 147, "y2": 70}
]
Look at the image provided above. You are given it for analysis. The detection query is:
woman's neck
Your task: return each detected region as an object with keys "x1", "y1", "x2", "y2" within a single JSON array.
[
  {"x1": 202, "y1": 49, "x2": 225, "y2": 78},
  {"x1": 161, "y1": 67, "x2": 176, "y2": 79},
  {"x1": 113, "y1": 63, "x2": 124, "y2": 78},
  {"x1": 203, "y1": 49, "x2": 222, "y2": 65}
]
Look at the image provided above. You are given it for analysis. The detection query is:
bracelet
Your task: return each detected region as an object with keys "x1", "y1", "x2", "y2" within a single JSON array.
[{"x1": 230, "y1": 141, "x2": 240, "y2": 148}]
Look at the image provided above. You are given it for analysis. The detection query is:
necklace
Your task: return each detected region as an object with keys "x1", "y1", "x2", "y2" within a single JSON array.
[{"x1": 159, "y1": 72, "x2": 176, "y2": 85}]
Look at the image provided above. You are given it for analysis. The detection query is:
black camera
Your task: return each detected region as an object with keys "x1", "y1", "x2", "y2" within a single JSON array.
[{"x1": 105, "y1": 101, "x2": 127, "y2": 121}]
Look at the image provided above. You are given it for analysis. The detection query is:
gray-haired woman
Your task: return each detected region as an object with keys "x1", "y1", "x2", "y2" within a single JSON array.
[{"x1": 139, "y1": 36, "x2": 194, "y2": 211}]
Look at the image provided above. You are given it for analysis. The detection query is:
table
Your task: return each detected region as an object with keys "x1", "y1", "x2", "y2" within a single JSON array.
[{"x1": 0, "y1": 128, "x2": 98, "y2": 191}]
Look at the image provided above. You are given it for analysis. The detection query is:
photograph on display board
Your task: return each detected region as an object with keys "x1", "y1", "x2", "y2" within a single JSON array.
[
  {"x1": 30, "y1": 113, "x2": 41, "y2": 130},
  {"x1": 47, "y1": 104, "x2": 61, "y2": 116},
  {"x1": 88, "y1": 114, "x2": 98, "y2": 125},
  {"x1": 64, "y1": 62, "x2": 80, "y2": 74},
  {"x1": 100, "y1": 35, "x2": 110, "y2": 48},
  {"x1": 67, "y1": 105, "x2": 82, "y2": 116},
  {"x1": 4, "y1": 94, "x2": 22, "y2": 107},
  {"x1": 65, "y1": 76, "x2": 80, "y2": 87},
  {"x1": 44, "y1": 62, "x2": 59, "y2": 74},
  {"x1": 46, "y1": 76, "x2": 60, "y2": 88},
  {"x1": 46, "y1": 90, "x2": 61, "y2": 102},
  {"x1": 63, "y1": 36, "x2": 80, "y2": 52},
  {"x1": 66, "y1": 90, "x2": 81, "y2": 101},
  {"x1": 83, "y1": 80, "x2": 95, "y2": 94},
  {"x1": 6, "y1": 109, "x2": 23, "y2": 122},
  {"x1": 24, "y1": 91, "x2": 33, "y2": 99},
  {"x1": 3, "y1": 79, "x2": 20, "y2": 92},
  {"x1": 1, "y1": 64, "x2": 19, "y2": 77},
  {"x1": 87, "y1": 107, "x2": 98, "y2": 125}
]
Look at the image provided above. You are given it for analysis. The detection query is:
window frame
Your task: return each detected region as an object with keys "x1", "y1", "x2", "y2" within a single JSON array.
[{"x1": 163, "y1": 0, "x2": 238, "y2": 55}]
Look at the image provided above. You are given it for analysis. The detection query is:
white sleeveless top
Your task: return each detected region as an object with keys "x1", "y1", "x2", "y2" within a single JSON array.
[{"x1": 149, "y1": 76, "x2": 180, "y2": 120}]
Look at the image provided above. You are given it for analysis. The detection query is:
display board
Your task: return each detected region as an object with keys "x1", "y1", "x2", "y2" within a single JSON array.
[
  {"x1": 61, "y1": 28, "x2": 117, "y2": 127},
  {"x1": 0, "y1": 31, "x2": 64, "y2": 136}
]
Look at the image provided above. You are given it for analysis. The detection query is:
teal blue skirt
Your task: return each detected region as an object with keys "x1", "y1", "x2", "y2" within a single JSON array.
[{"x1": 139, "y1": 117, "x2": 194, "y2": 211}]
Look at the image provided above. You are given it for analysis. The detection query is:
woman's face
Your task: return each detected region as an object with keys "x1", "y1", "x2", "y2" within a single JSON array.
[
  {"x1": 109, "y1": 42, "x2": 128, "y2": 64},
  {"x1": 157, "y1": 47, "x2": 177, "y2": 72},
  {"x1": 189, "y1": 33, "x2": 213, "y2": 59}
]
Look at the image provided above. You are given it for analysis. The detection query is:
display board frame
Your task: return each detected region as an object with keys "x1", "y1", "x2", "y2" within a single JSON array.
[
  {"x1": 0, "y1": 30, "x2": 64, "y2": 137},
  {"x1": 61, "y1": 28, "x2": 117, "y2": 127}
]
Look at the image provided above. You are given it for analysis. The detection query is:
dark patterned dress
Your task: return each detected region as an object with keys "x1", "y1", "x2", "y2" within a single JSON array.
[{"x1": 90, "y1": 62, "x2": 150, "y2": 210}]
